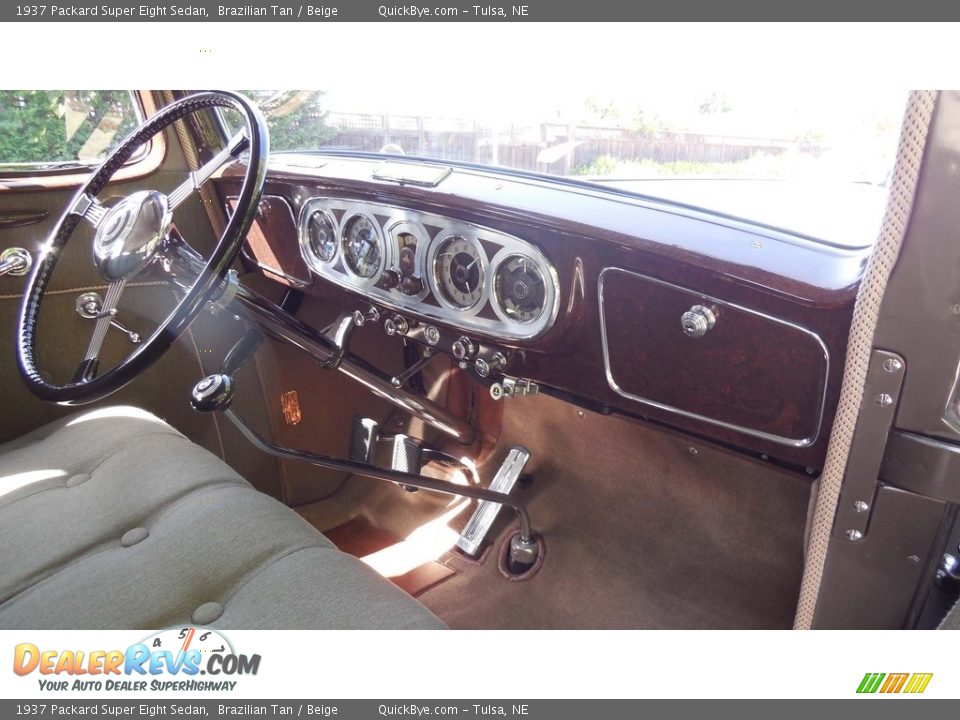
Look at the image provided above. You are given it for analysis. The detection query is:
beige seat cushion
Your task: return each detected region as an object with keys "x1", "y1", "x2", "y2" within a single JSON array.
[{"x1": 0, "y1": 406, "x2": 444, "y2": 630}]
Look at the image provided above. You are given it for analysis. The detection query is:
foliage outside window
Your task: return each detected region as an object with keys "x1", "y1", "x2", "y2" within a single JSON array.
[{"x1": 0, "y1": 91, "x2": 139, "y2": 169}]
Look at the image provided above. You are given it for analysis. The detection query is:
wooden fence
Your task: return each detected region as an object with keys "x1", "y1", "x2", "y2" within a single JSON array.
[{"x1": 322, "y1": 112, "x2": 807, "y2": 175}]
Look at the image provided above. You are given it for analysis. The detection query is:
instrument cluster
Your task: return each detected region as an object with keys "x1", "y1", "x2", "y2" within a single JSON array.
[{"x1": 297, "y1": 197, "x2": 559, "y2": 341}]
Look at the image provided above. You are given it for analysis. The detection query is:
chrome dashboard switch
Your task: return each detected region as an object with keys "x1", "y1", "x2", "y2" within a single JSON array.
[
  {"x1": 352, "y1": 305, "x2": 380, "y2": 327},
  {"x1": 475, "y1": 352, "x2": 507, "y2": 378},
  {"x1": 452, "y1": 336, "x2": 476, "y2": 361},
  {"x1": 384, "y1": 314, "x2": 409, "y2": 336},
  {"x1": 423, "y1": 325, "x2": 441, "y2": 346},
  {"x1": 681, "y1": 304, "x2": 717, "y2": 338}
]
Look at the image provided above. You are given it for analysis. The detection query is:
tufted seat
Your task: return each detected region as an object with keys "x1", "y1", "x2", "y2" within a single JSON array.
[{"x1": 0, "y1": 406, "x2": 445, "y2": 629}]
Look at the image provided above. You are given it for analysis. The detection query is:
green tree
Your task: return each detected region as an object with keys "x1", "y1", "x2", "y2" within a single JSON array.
[
  {"x1": 239, "y1": 90, "x2": 337, "y2": 151},
  {"x1": 0, "y1": 90, "x2": 136, "y2": 164}
]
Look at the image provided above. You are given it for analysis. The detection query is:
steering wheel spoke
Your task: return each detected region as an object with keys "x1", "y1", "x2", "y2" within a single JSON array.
[
  {"x1": 168, "y1": 131, "x2": 250, "y2": 210},
  {"x1": 72, "y1": 279, "x2": 126, "y2": 383},
  {"x1": 68, "y1": 193, "x2": 109, "y2": 229}
]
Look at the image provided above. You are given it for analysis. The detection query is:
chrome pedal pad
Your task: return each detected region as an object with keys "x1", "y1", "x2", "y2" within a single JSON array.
[
  {"x1": 348, "y1": 416, "x2": 379, "y2": 464},
  {"x1": 391, "y1": 434, "x2": 423, "y2": 475},
  {"x1": 391, "y1": 434, "x2": 423, "y2": 493},
  {"x1": 456, "y1": 445, "x2": 530, "y2": 556}
]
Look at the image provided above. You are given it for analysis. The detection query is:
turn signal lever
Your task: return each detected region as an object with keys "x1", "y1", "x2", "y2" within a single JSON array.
[{"x1": 75, "y1": 292, "x2": 141, "y2": 345}]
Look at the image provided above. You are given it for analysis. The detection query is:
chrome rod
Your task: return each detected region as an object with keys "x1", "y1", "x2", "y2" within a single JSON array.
[
  {"x1": 391, "y1": 350, "x2": 437, "y2": 388},
  {"x1": 223, "y1": 408, "x2": 531, "y2": 539},
  {"x1": 232, "y1": 284, "x2": 476, "y2": 445}
]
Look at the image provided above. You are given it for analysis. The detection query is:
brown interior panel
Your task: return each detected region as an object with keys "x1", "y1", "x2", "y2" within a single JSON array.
[
  {"x1": 599, "y1": 268, "x2": 828, "y2": 446},
  {"x1": 229, "y1": 194, "x2": 311, "y2": 287}
]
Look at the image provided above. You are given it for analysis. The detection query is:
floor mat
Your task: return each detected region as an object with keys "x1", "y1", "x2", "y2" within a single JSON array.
[
  {"x1": 299, "y1": 393, "x2": 812, "y2": 628},
  {"x1": 324, "y1": 516, "x2": 458, "y2": 598}
]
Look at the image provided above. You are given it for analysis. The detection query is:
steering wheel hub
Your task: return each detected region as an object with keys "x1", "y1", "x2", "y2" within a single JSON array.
[{"x1": 93, "y1": 190, "x2": 171, "y2": 282}]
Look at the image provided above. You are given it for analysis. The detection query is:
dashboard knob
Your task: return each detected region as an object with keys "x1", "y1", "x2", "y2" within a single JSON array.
[
  {"x1": 475, "y1": 352, "x2": 507, "y2": 378},
  {"x1": 384, "y1": 315, "x2": 409, "y2": 336},
  {"x1": 377, "y1": 269, "x2": 401, "y2": 291},
  {"x1": 352, "y1": 306, "x2": 380, "y2": 327},
  {"x1": 452, "y1": 336, "x2": 476, "y2": 361},
  {"x1": 423, "y1": 325, "x2": 441, "y2": 346},
  {"x1": 400, "y1": 275, "x2": 424, "y2": 296},
  {"x1": 681, "y1": 304, "x2": 717, "y2": 338}
]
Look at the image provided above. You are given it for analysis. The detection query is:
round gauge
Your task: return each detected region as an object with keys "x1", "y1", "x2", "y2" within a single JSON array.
[
  {"x1": 341, "y1": 214, "x2": 383, "y2": 279},
  {"x1": 305, "y1": 209, "x2": 337, "y2": 263},
  {"x1": 433, "y1": 235, "x2": 485, "y2": 309},
  {"x1": 494, "y1": 255, "x2": 547, "y2": 323}
]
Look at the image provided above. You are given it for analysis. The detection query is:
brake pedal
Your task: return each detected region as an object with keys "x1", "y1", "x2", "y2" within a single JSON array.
[{"x1": 456, "y1": 446, "x2": 530, "y2": 556}]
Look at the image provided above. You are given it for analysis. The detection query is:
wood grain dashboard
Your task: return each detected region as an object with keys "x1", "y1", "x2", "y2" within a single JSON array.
[{"x1": 216, "y1": 156, "x2": 870, "y2": 469}]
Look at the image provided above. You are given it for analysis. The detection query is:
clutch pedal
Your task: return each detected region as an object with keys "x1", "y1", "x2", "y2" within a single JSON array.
[
  {"x1": 456, "y1": 446, "x2": 530, "y2": 556},
  {"x1": 351, "y1": 417, "x2": 423, "y2": 491},
  {"x1": 348, "y1": 416, "x2": 379, "y2": 464}
]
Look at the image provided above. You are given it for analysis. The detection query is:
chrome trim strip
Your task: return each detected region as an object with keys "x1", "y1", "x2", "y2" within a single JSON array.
[
  {"x1": 297, "y1": 196, "x2": 559, "y2": 341},
  {"x1": 597, "y1": 267, "x2": 830, "y2": 448}
]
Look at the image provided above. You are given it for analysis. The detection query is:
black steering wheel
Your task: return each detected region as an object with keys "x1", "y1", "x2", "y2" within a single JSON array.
[{"x1": 16, "y1": 91, "x2": 268, "y2": 406}]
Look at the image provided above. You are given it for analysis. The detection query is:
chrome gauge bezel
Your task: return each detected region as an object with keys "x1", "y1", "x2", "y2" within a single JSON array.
[
  {"x1": 296, "y1": 196, "x2": 560, "y2": 341},
  {"x1": 298, "y1": 205, "x2": 339, "y2": 267},
  {"x1": 490, "y1": 250, "x2": 557, "y2": 327},
  {"x1": 340, "y1": 212, "x2": 386, "y2": 285},
  {"x1": 427, "y1": 233, "x2": 489, "y2": 316}
]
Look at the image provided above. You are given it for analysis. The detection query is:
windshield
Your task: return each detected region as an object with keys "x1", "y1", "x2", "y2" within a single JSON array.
[{"x1": 226, "y1": 88, "x2": 907, "y2": 246}]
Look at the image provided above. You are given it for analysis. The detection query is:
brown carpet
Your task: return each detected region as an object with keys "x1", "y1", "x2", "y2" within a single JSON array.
[
  {"x1": 298, "y1": 393, "x2": 812, "y2": 629},
  {"x1": 324, "y1": 516, "x2": 458, "y2": 597}
]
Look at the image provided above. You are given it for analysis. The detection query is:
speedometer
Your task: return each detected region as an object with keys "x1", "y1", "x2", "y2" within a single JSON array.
[
  {"x1": 342, "y1": 214, "x2": 382, "y2": 279},
  {"x1": 433, "y1": 235, "x2": 485, "y2": 310}
]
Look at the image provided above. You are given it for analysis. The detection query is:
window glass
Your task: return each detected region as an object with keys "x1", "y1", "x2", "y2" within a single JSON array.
[
  {"x1": 0, "y1": 90, "x2": 140, "y2": 169},
  {"x1": 225, "y1": 88, "x2": 907, "y2": 246}
]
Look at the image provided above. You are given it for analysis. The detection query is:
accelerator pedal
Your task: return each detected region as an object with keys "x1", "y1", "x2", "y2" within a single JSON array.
[{"x1": 456, "y1": 446, "x2": 530, "y2": 556}]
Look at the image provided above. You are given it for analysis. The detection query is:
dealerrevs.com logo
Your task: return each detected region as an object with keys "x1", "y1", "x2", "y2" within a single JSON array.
[
  {"x1": 12, "y1": 627, "x2": 261, "y2": 692},
  {"x1": 857, "y1": 673, "x2": 933, "y2": 695}
]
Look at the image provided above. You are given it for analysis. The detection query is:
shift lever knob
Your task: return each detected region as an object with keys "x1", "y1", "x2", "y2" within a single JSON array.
[{"x1": 190, "y1": 374, "x2": 234, "y2": 412}]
